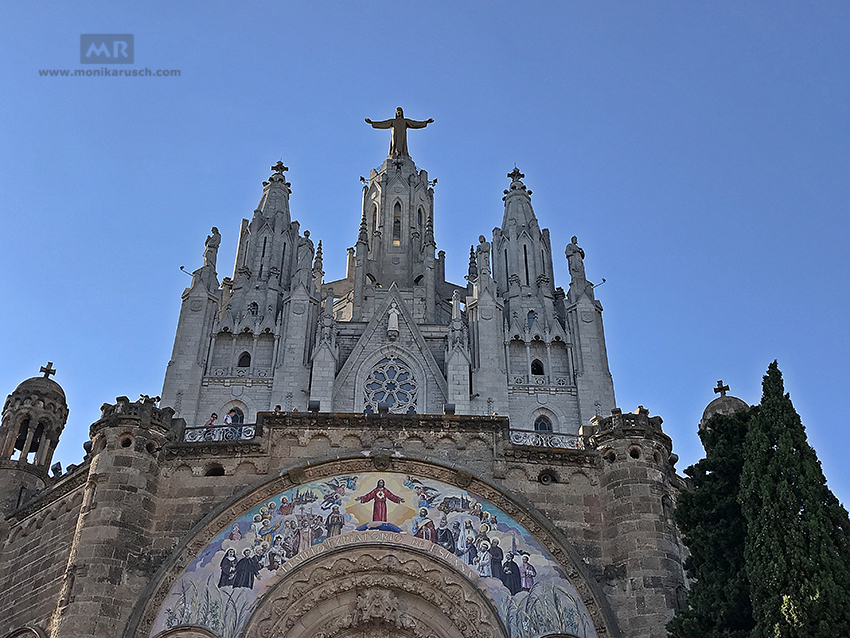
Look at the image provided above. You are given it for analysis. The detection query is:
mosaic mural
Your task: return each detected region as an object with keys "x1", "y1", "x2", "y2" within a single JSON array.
[{"x1": 151, "y1": 472, "x2": 596, "y2": 638}]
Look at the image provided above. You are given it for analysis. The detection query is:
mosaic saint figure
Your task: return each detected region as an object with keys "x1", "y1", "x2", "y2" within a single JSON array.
[
  {"x1": 475, "y1": 541, "x2": 492, "y2": 577},
  {"x1": 325, "y1": 505, "x2": 345, "y2": 537},
  {"x1": 520, "y1": 554, "x2": 537, "y2": 591},
  {"x1": 356, "y1": 479, "x2": 404, "y2": 522},
  {"x1": 258, "y1": 518, "x2": 282, "y2": 545},
  {"x1": 232, "y1": 548, "x2": 262, "y2": 589},
  {"x1": 502, "y1": 551, "x2": 523, "y2": 595},
  {"x1": 436, "y1": 514, "x2": 456, "y2": 553},
  {"x1": 267, "y1": 535, "x2": 286, "y2": 570},
  {"x1": 228, "y1": 523, "x2": 242, "y2": 541},
  {"x1": 282, "y1": 520, "x2": 300, "y2": 557},
  {"x1": 489, "y1": 537, "x2": 505, "y2": 581},
  {"x1": 218, "y1": 548, "x2": 237, "y2": 587},
  {"x1": 412, "y1": 507, "x2": 437, "y2": 542},
  {"x1": 461, "y1": 534, "x2": 478, "y2": 566}
]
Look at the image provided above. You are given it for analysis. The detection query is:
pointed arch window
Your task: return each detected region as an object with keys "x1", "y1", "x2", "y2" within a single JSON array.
[
  {"x1": 417, "y1": 207, "x2": 423, "y2": 228},
  {"x1": 237, "y1": 352, "x2": 251, "y2": 368},
  {"x1": 393, "y1": 202, "x2": 402, "y2": 246},
  {"x1": 531, "y1": 358, "x2": 544, "y2": 376},
  {"x1": 248, "y1": 302, "x2": 258, "y2": 316},
  {"x1": 371, "y1": 204, "x2": 378, "y2": 234},
  {"x1": 523, "y1": 244, "x2": 530, "y2": 285},
  {"x1": 534, "y1": 415, "x2": 553, "y2": 432}
]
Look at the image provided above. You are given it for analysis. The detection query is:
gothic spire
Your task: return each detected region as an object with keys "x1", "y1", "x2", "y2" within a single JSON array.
[
  {"x1": 358, "y1": 210, "x2": 368, "y2": 244},
  {"x1": 467, "y1": 246, "x2": 478, "y2": 281},
  {"x1": 255, "y1": 160, "x2": 293, "y2": 222},
  {"x1": 501, "y1": 167, "x2": 537, "y2": 228}
]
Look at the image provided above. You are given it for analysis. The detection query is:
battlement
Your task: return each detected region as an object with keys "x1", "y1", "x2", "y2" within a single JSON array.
[
  {"x1": 589, "y1": 405, "x2": 664, "y2": 434},
  {"x1": 584, "y1": 405, "x2": 674, "y2": 463},
  {"x1": 91, "y1": 395, "x2": 174, "y2": 436}
]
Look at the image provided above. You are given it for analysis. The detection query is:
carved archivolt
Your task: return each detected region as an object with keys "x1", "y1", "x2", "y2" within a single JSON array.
[{"x1": 244, "y1": 543, "x2": 506, "y2": 638}]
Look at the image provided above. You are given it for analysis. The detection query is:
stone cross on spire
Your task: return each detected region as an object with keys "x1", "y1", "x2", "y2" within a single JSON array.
[
  {"x1": 40, "y1": 362, "x2": 56, "y2": 378},
  {"x1": 508, "y1": 167, "x2": 525, "y2": 182},
  {"x1": 271, "y1": 161, "x2": 288, "y2": 175},
  {"x1": 714, "y1": 380, "x2": 730, "y2": 397}
]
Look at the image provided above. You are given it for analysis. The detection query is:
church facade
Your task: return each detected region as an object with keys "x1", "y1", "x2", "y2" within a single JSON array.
[{"x1": 0, "y1": 112, "x2": 688, "y2": 638}]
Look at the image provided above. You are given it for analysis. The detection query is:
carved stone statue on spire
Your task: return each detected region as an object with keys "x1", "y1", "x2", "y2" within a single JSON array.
[
  {"x1": 295, "y1": 231, "x2": 314, "y2": 288},
  {"x1": 565, "y1": 236, "x2": 586, "y2": 281},
  {"x1": 365, "y1": 107, "x2": 433, "y2": 158},
  {"x1": 476, "y1": 235, "x2": 491, "y2": 277},
  {"x1": 203, "y1": 227, "x2": 221, "y2": 269}
]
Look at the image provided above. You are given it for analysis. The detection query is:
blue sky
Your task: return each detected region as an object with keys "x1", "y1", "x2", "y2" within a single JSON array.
[{"x1": 2, "y1": 2, "x2": 848, "y2": 505}]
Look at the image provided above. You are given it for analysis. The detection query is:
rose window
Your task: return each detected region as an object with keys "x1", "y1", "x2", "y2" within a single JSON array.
[{"x1": 364, "y1": 356, "x2": 418, "y2": 414}]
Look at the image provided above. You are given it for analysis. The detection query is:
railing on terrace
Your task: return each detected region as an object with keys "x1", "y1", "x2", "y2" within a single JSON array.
[
  {"x1": 508, "y1": 429, "x2": 583, "y2": 450},
  {"x1": 180, "y1": 419, "x2": 582, "y2": 450},
  {"x1": 182, "y1": 423, "x2": 258, "y2": 443}
]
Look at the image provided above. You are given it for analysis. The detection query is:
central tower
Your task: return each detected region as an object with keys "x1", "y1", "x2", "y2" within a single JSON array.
[
  {"x1": 330, "y1": 108, "x2": 458, "y2": 324},
  {"x1": 162, "y1": 110, "x2": 615, "y2": 432}
]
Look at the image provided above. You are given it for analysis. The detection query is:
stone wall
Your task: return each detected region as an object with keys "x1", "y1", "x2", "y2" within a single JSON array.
[{"x1": 0, "y1": 471, "x2": 86, "y2": 636}]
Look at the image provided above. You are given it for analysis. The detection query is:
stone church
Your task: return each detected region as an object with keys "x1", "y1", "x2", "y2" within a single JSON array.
[{"x1": 0, "y1": 110, "x2": 699, "y2": 638}]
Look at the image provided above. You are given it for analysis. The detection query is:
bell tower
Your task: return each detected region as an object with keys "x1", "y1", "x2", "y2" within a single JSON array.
[{"x1": 0, "y1": 362, "x2": 69, "y2": 513}]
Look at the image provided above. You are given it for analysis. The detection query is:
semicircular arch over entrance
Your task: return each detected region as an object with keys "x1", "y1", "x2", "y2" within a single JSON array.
[
  {"x1": 244, "y1": 537, "x2": 505, "y2": 638},
  {"x1": 139, "y1": 458, "x2": 611, "y2": 638}
]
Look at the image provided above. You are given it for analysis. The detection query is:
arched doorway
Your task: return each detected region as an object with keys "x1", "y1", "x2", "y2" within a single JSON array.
[
  {"x1": 243, "y1": 537, "x2": 506, "y2": 638},
  {"x1": 139, "y1": 461, "x2": 609, "y2": 638}
]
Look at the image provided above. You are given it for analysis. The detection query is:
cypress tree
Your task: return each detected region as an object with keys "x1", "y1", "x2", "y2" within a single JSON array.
[
  {"x1": 739, "y1": 361, "x2": 850, "y2": 637},
  {"x1": 668, "y1": 407, "x2": 755, "y2": 638}
]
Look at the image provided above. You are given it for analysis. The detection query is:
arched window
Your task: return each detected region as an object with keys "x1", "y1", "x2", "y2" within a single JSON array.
[
  {"x1": 523, "y1": 244, "x2": 530, "y2": 285},
  {"x1": 531, "y1": 359, "x2": 544, "y2": 376},
  {"x1": 248, "y1": 302, "x2": 258, "y2": 316},
  {"x1": 534, "y1": 415, "x2": 553, "y2": 432},
  {"x1": 392, "y1": 202, "x2": 402, "y2": 246},
  {"x1": 237, "y1": 352, "x2": 251, "y2": 368},
  {"x1": 371, "y1": 204, "x2": 378, "y2": 234},
  {"x1": 527, "y1": 311, "x2": 536, "y2": 329},
  {"x1": 417, "y1": 207, "x2": 423, "y2": 228},
  {"x1": 231, "y1": 407, "x2": 244, "y2": 424}
]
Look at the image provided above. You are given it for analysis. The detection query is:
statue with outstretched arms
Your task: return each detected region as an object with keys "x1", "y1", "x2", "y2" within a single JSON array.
[{"x1": 366, "y1": 107, "x2": 433, "y2": 157}]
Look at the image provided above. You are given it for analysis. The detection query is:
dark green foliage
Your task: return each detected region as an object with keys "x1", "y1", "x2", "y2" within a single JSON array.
[
  {"x1": 667, "y1": 406, "x2": 755, "y2": 638},
  {"x1": 740, "y1": 362, "x2": 850, "y2": 638}
]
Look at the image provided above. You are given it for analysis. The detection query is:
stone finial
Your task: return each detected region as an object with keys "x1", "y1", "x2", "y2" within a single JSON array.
[
  {"x1": 358, "y1": 210, "x2": 369, "y2": 243},
  {"x1": 466, "y1": 246, "x2": 478, "y2": 280},
  {"x1": 40, "y1": 362, "x2": 56, "y2": 378}
]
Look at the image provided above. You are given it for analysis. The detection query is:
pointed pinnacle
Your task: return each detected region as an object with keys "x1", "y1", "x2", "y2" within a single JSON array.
[{"x1": 358, "y1": 210, "x2": 369, "y2": 242}]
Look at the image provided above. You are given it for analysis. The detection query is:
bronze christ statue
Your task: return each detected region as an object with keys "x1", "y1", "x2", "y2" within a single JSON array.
[{"x1": 365, "y1": 107, "x2": 433, "y2": 158}]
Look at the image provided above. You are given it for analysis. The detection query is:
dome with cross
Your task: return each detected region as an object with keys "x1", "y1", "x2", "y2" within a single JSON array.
[{"x1": 699, "y1": 380, "x2": 749, "y2": 430}]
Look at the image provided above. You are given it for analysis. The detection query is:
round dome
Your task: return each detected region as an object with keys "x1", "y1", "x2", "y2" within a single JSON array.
[
  {"x1": 3, "y1": 372, "x2": 68, "y2": 420},
  {"x1": 699, "y1": 394, "x2": 749, "y2": 430},
  {"x1": 11, "y1": 376, "x2": 66, "y2": 402}
]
